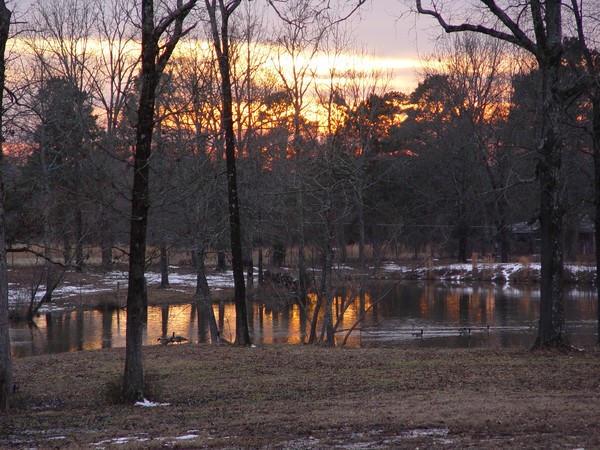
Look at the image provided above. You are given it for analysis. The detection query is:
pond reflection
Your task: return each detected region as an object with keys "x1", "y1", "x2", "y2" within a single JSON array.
[{"x1": 9, "y1": 282, "x2": 598, "y2": 358}]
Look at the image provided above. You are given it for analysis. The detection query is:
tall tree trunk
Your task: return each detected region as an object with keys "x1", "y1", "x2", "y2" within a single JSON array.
[
  {"x1": 101, "y1": 243, "x2": 113, "y2": 271},
  {"x1": 322, "y1": 221, "x2": 335, "y2": 346},
  {"x1": 75, "y1": 206, "x2": 84, "y2": 272},
  {"x1": 357, "y1": 188, "x2": 366, "y2": 271},
  {"x1": 257, "y1": 243, "x2": 264, "y2": 285},
  {"x1": 194, "y1": 246, "x2": 211, "y2": 299},
  {"x1": 123, "y1": 30, "x2": 156, "y2": 399},
  {"x1": 193, "y1": 245, "x2": 213, "y2": 347},
  {"x1": 122, "y1": 0, "x2": 196, "y2": 399},
  {"x1": 123, "y1": 0, "x2": 160, "y2": 401},
  {"x1": 592, "y1": 95, "x2": 600, "y2": 343},
  {"x1": 63, "y1": 233, "x2": 72, "y2": 265},
  {"x1": 216, "y1": 249, "x2": 226, "y2": 271},
  {"x1": 534, "y1": 38, "x2": 567, "y2": 348},
  {"x1": 245, "y1": 235, "x2": 253, "y2": 288},
  {"x1": 307, "y1": 289, "x2": 322, "y2": 345},
  {"x1": 0, "y1": 0, "x2": 11, "y2": 412},
  {"x1": 206, "y1": 0, "x2": 251, "y2": 346},
  {"x1": 296, "y1": 188, "x2": 309, "y2": 306},
  {"x1": 159, "y1": 243, "x2": 169, "y2": 288},
  {"x1": 498, "y1": 222, "x2": 510, "y2": 263},
  {"x1": 221, "y1": 46, "x2": 250, "y2": 346}
]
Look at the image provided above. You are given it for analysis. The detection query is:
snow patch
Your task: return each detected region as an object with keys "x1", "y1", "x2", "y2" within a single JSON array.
[
  {"x1": 92, "y1": 436, "x2": 150, "y2": 446},
  {"x1": 175, "y1": 434, "x2": 199, "y2": 440},
  {"x1": 134, "y1": 398, "x2": 170, "y2": 407}
]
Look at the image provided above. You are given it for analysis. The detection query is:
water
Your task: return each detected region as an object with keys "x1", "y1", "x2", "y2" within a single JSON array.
[{"x1": 9, "y1": 281, "x2": 598, "y2": 358}]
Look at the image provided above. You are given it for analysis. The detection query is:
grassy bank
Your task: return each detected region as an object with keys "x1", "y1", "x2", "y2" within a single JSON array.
[{"x1": 1, "y1": 344, "x2": 599, "y2": 448}]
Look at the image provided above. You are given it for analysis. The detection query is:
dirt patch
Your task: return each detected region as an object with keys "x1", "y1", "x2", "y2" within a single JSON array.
[{"x1": 2, "y1": 345, "x2": 600, "y2": 448}]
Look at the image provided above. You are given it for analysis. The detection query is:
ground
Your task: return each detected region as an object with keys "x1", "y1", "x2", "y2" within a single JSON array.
[
  {"x1": 2, "y1": 344, "x2": 599, "y2": 448},
  {"x1": 3, "y1": 262, "x2": 600, "y2": 448}
]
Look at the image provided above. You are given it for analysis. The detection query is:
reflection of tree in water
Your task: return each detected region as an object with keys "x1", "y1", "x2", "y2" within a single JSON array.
[
  {"x1": 11, "y1": 285, "x2": 598, "y2": 357},
  {"x1": 76, "y1": 310, "x2": 84, "y2": 351},
  {"x1": 101, "y1": 309, "x2": 113, "y2": 349},
  {"x1": 161, "y1": 304, "x2": 169, "y2": 338}
]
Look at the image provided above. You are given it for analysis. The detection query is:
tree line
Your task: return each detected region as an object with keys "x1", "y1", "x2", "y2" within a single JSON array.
[{"x1": 0, "y1": 0, "x2": 599, "y2": 407}]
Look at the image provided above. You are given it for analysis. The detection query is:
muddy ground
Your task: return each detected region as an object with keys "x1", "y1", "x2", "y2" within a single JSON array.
[{"x1": 1, "y1": 344, "x2": 599, "y2": 449}]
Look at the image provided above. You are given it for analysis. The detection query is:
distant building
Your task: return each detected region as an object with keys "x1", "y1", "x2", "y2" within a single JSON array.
[{"x1": 509, "y1": 217, "x2": 595, "y2": 260}]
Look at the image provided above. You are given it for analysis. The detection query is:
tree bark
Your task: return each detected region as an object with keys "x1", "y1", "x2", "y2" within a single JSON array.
[
  {"x1": 101, "y1": 243, "x2": 113, "y2": 271},
  {"x1": 123, "y1": 0, "x2": 196, "y2": 400},
  {"x1": 75, "y1": 206, "x2": 84, "y2": 272},
  {"x1": 123, "y1": 1, "x2": 156, "y2": 396},
  {"x1": 194, "y1": 247, "x2": 220, "y2": 344},
  {"x1": 533, "y1": 3, "x2": 567, "y2": 348},
  {"x1": 194, "y1": 246, "x2": 210, "y2": 299},
  {"x1": 322, "y1": 218, "x2": 335, "y2": 346},
  {"x1": 159, "y1": 243, "x2": 169, "y2": 288},
  {"x1": 592, "y1": 95, "x2": 600, "y2": 343},
  {"x1": 206, "y1": 0, "x2": 251, "y2": 346},
  {"x1": 0, "y1": 0, "x2": 11, "y2": 413}
]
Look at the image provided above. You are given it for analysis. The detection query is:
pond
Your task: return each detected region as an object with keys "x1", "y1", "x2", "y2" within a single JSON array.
[{"x1": 9, "y1": 281, "x2": 598, "y2": 358}]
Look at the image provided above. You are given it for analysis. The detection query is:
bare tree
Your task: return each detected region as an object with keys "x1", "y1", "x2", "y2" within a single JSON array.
[
  {"x1": 123, "y1": 0, "x2": 196, "y2": 401},
  {"x1": 205, "y1": 0, "x2": 251, "y2": 345},
  {"x1": 414, "y1": 0, "x2": 569, "y2": 347},
  {"x1": 267, "y1": 0, "x2": 367, "y2": 306},
  {"x1": 421, "y1": 34, "x2": 517, "y2": 262},
  {"x1": 0, "y1": 0, "x2": 11, "y2": 413},
  {"x1": 89, "y1": 0, "x2": 139, "y2": 270},
  {"x1": 568, "y1": 0, "x2": 600, "y2": 342},
  {"x1": 22, "y1": 0, "x2": 99, "y2": 275},
  {"x1": 268, "y1": 0, "x2": 325, "y2": 307}
]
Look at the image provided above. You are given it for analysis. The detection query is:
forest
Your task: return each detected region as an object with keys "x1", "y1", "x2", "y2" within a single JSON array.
[
  {"x1": 0, "y1": 0, "x2": 599, "y2": 406},
  {"x1": 0, "y1": 3, "x2": 596, "y2": 276}
]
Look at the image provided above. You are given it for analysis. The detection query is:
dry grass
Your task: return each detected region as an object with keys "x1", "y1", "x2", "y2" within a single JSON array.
[{"x1": 2, "y1": 344, "x2": 600, "y2": 448}]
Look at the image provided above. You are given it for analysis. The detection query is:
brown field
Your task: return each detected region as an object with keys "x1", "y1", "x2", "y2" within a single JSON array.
[{"x1": 1, "y1": 344, "x2": 599, "y2": 449}]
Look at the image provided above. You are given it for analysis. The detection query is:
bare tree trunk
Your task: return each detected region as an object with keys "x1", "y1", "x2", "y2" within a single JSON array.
[
  {"x1": 194, "y1": 247, "x2": 220, "y2": 344},
  {"x1": 297, "y1": 188, "x2": 309, "y2": 305},
  {"x1": 245, "y1": 235, "x2": 254, "y2": 288},
  {"x1": 194, "y1": 246, "x2": 210, "y2": 299},
  {"x1": 101, "y1": 243, "x2": 113, "y2": 271},
  {"x1": 322, "y1": 228, "x2": 335, "y2": 346},
  {"x1": 159, "y1": 243, "x2": 169, "y2": 288},
  {"x1": 0, "y1": 0, "x2": 11, "y2": 412},
  {"x1": 534, "y1": 16, "x2": 567, "y2": 348},
  {"x1": 307, "y1": 290, "x2": 322, "y2": 345},
  {"x1": 206, "y1": 0, "x2": 251, "y2": 346},
  {"x1": 123, "y1": 0, "x2": 196, "y2": 400},
  {"x1": 357, "y1": 188, "x2": 366, "y2": 270},
  {"x1": 75, "y1": 206, "x2": 84, "y2": 272},
  {"x1": 63, "y1": 233, "x2": 72, "y2": 265},
  {"x1": 216, "y1": 249, "x2": 226, "y2": 271},
  {"x1": 592, "y1": 96, "x2": 600, "y2": 343},
  {"x1": 123, "y1": 52, "x2": 154, "y2": 398},
  {"x1": 257, "y1": 243, "x2": 264, "y2": 285}
]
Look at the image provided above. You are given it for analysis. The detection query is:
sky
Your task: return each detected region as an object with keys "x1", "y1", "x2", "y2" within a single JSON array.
[
  {"x1": 13, "y1": 0, "x2": 441, "y2": 93},
  {"x1": 350, "y1": 1, "x2": 440, "y2": 92}
]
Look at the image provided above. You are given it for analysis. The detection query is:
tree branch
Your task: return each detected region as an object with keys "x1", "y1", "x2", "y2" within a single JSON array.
[
  {"x1": 154, "y1": 0, "x2": 197, "y2": 39},
  {"x1": 156, "y1": 0, "x2": 198, "y2": 74},
  {"x1": 415, "y1": 0, "x2": 539, "y2": 57}
]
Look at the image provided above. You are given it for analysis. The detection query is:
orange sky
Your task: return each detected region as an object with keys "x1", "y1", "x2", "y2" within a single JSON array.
[{"x1": 13, "y1": 0, "x2": 437, "y2": 93}]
